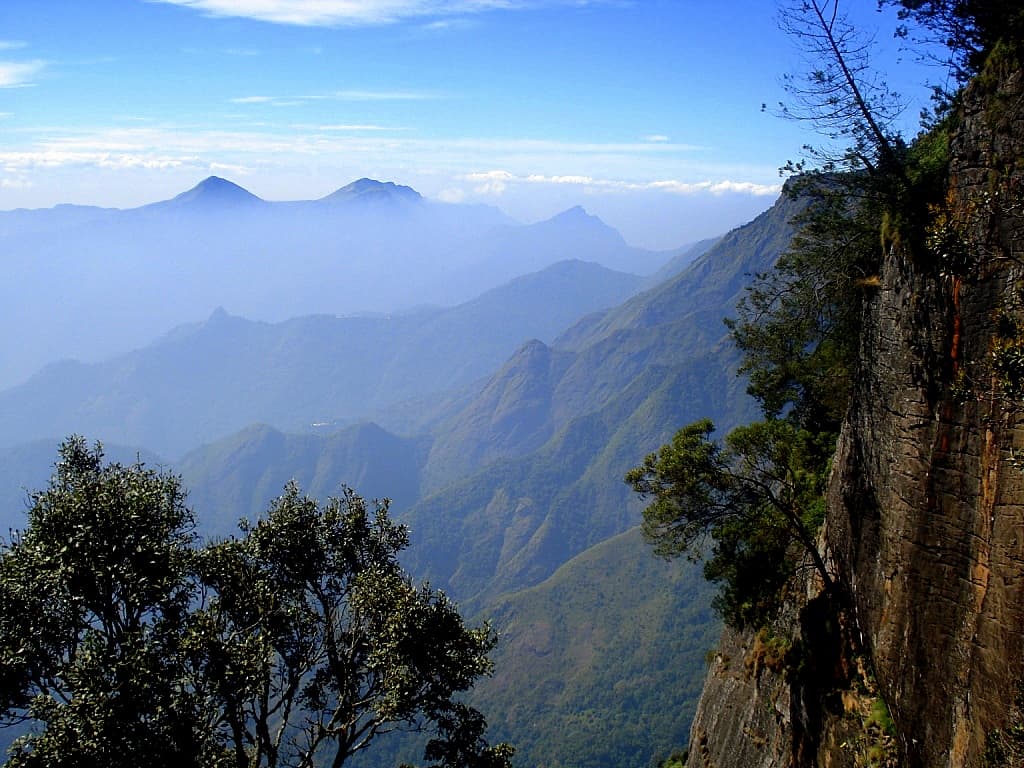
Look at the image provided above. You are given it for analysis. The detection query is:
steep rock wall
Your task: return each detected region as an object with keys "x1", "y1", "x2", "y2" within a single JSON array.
[
  {"x1": 828, "y1": 65, "x2": 1024, "y2": 767},
  {"x1": 684, "y1": 63, "x2": 1024, "y2": 768}
]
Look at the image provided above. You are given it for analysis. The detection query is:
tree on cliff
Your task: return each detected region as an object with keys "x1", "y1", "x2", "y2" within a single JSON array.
[
  {"x1": 0, "y1": 438, "x2": 511, "y2": 768},
  {"x1": 777, "y1": 0, "x2": 905, "y2": 182},
  {"x1": 627, "y1": 418, "x2": 833, "y2": 629},
  {"x1": 883, "y1": 0, "x2": 1024, "y2": 79},
  {"x1": 628, "y1": 0, "x2": 915, "y2": 630}
]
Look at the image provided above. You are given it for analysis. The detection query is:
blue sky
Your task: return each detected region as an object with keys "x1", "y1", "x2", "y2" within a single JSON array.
[{"x1": 0, "y1": 0, "x2": 945, "y2": 248}]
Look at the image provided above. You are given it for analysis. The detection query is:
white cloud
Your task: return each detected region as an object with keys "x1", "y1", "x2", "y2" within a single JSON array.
[
  {"x1": 526, "y1": 173, "x2": 593, "y2": 185},
  {"x1": 648, "y1": 179, "x2": 780, "y2": 196},
  {"x1": 0, "y1": 60, "x2": 45, "y2": 88},
  {"x1": 464, "y1": 170, "x2": 780, "y2": 197},
  {"x1": 643, "y1": 134, "x2": 670, "y2": 143},
  {"x1": 231, "y1": 90, "x2": 438, "y2": 107},
  {"x1": 436, "y1": 187, "x2": 466, "y2": 203},
  {"x1": 0, "y1": 150, "x2": 194, "y2": 171},
  {"x1": 208, "y1": 161, "x2": 254, "y2": 175},
  {"x1": 154, "y1": 1, "x2": 529, "y2": 26},
  {"x1": 465, "y1": 170, "x2": 515, "y2": 182},
  {"x1": 0, "y1": 41, "x2": 27, "y2": 51}
]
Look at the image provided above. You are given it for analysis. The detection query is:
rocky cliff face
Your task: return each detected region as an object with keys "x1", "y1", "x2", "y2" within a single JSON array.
[
  {"x1": 685, "y1": 60, "x2": 1024, "y2": 768},
  {"x1": 829, "y1": 62, "x2": 1024, "y2": 768}
]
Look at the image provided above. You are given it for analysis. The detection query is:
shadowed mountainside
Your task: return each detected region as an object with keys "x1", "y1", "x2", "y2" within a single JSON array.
[
  {"x1": 0, "y1": 259, "x2": 647, "y2": 458},
  {"x1": 0, "y1": 177, "x2": 671, "y2": 388}
]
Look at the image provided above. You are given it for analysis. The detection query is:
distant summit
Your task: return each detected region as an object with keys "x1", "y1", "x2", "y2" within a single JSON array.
[
  {"x1": 321, "y1": 178, "x2": 422, "y2": 206},
  {"x1": 546, "y1": 205, "x2": 614, "y2": 229},
  {"x1": 550, "y1": 205, "x2": 594, "y2": 222},
  {"x1": 532, "y1": 205, "x2": 627, "y2": 246},
  {"x1": 164, "y1": 176, "x2": 264, "y2": 210}
]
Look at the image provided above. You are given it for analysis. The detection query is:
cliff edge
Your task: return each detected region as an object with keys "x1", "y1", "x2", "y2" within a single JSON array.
[{"x1": 686, "y1": 55, "x2": 1024, "y2": 768}]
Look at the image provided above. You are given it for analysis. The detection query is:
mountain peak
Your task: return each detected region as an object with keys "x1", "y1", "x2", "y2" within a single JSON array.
[
  {"x1": 544, "y1": 206, "x2": 610, "y2": 229},
  {"x1": 555, "y1": 205, "x2": 591, "y2": 219},
  {"x1": 168, "y1": 176, "x2": 263, "y2": 209},
  {"x1": 532, "y1": 206, "x2": 625, "y2": 245},
  {"x1": 207, "y1": 306, "x2": 231, "y2": 322},
  {"x1": 321, "y1": 178, "x2": 422, "y2": 205}
]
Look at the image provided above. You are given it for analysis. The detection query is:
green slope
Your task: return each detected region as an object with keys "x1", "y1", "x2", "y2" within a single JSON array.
[
  {"x1": 402, "y1": 191, "x2": 805, "y2": 608},
  {"x1": 177, "y1": 422, "x2": 428, "y2": 539},
  {"x1": 475, "y1": 528, "x2": 719, "y2": 768},
  {"x1": 156, "y1": 191, "x2": 801, "y2": 768}
]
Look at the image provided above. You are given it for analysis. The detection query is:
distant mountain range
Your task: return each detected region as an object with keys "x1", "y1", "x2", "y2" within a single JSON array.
[
  {"x1": 0, "y1": 182, "x2": 801, "y2": 768},
  {"x1": 0, "y1": 258, "x2": 651, "y2": 457},
  {"x1": 0, "y1": 177, "x2": 674, "y2": 388},
  {"x1": 167, "y1": 188, "x2": 801, "y2": 767}
]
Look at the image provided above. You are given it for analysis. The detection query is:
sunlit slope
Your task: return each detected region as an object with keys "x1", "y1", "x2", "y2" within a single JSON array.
[
  {"x1": 401, "y1": 190, "x2": 805, "y2": 606},
  {"x1": 475, "y1": 527, "x2": 718, "y2": 768}
]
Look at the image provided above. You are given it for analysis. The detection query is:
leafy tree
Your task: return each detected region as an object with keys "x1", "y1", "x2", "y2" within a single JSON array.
[
  {"x1": 195, "y1": 482, "x2": 512, "y2": 768},
  {"x1": 728, "y1": 180, "x2": 880, "y2": 436},
  {"x1": 0, "y1": 439, "x2": 511, "y2": 768},
  {"x1": 884, "y1": 0, "x2": 1024, "y2": 79},
  {"x1": 627, "y1": 419, "x2": 832, "y2": 629},
  {"x1": 628, "y1": 2, "x2": 968, "y2": 633},
  {"x1": 0, "y1": 436, "x2": 223, "y2": 768},
  {"x1": 627, "y1": 1, "x2": 916, "y2": 629}
]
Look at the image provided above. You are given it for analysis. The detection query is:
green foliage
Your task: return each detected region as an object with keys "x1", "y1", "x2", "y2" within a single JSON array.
[
  {"x1": 627, "y1": 417, "x2": 833, "y2": 629},
  {"x1": 627, "y1": 0, "x2": 974, "y2": 638},
  {"x1": 206, "y1": 485, "x2": 512, "y2": 768},
  {"x1": 0, "y1": 438, "x2": 510, "y2": 768},
  {"x1": 746, "y1": 628, "x2": 794, "y2": 678},
  {"x1": 991, "y1": 313, "x2": 1024, "y2": 400},
  {"x1": 473, "y1": 529, "x2": 718, "y2": 768},
  {"x1": 867, "y1": 698, "x2": 897, "y2": 738},
  {"x1": 626, "y1": 193, "x2": 865, "y2": 628},
  {"x1": 654, "y1": 748, "x2": 688, "y2": 768},
  {"x1": 728, "y1": 179, "x2": 880, "y2": 434},
  {"x1": 886, "y1": 0, "x2": 1024, "y2": 80},
  {"x1": 861, "y1": 696, "x2": 899, "y2": 768},
  {"x1": 0, "y1": 437, "x2": 220, "y2": 768}
]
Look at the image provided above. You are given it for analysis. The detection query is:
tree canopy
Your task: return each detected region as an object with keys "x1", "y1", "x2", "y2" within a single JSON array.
[
  {"x1": 0, "y1": 437, "x2": 511, "y2": 768},
  {"x1": 884, "y1": 0, "x2": 1024, "y2": 79},
  {"x1": 627, "y1": 418, "x2": 832, "y2": 629}
]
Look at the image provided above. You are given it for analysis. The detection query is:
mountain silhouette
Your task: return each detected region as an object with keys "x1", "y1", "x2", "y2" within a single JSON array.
[{"x1": 320, "y1": 178, "x2": 422, "y2": 205}]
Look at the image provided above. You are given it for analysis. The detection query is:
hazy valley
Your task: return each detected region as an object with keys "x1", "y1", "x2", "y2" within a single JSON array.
[
  {"x1": 4, "y1": 3, "x2": 1023, "y2": 768},
  {"x1": 0, "y1": 172, "x2": 799, "y2": 767}
]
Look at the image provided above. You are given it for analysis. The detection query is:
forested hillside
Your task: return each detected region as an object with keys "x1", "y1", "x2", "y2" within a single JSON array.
[{"x1": 165, "y1": 189, "x2": 803, "y2": 768}]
